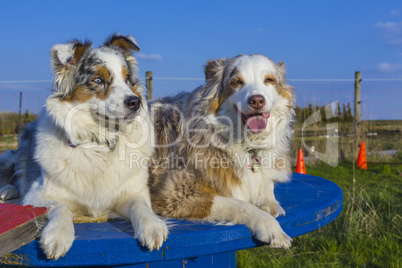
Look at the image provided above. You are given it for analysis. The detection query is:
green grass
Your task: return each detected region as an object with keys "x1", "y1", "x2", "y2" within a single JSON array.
[{"x1": 237, "y1": 160, "x2": 402, "y2": 268}]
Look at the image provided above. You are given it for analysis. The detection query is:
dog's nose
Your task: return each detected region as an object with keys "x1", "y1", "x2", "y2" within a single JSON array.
[
  {"x1": 124, "y1": 96, "x2": 141, "y2": 111},
  {"x1": 248, "y1": 95, "x2": 265, "y2": 110}
]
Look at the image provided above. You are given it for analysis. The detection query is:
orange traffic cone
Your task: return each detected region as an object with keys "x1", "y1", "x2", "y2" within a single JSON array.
[
  {"x1": 357, "y1": 141, "x2": 367, "y2": 170},
  {"x1": 295, "y1": 149, "x2": 306, "y2": 174}
]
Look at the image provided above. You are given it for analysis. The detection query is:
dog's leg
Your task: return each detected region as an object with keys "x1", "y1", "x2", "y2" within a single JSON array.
[
  {"x1": 38, "y1": 199, "x2": 75, "y2": 260},
  {"x1": 259, "y1": 200, "x2": 286, "y2": 218},
  {"x1": 115, "y1": 191, "x2": 168, "y2": 251},
  {"x1": 206, "y1": 196, "x2": 291, "y2": 249},
  {"x1": 258, "y1": 180, "x2": 286, "y2": 218}
]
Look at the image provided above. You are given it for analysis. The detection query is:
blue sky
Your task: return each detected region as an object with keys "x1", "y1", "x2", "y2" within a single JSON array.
[{"x1": 0, "y1": 0, "x2": 401, "y2": 119}]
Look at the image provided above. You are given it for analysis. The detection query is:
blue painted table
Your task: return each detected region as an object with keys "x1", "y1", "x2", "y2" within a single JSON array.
[{"x1": 2, "y1": 173, "x2": 342, "y2": 267}]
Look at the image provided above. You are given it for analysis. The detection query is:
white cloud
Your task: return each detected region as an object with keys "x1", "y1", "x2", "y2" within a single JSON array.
[
  {"x1": 375, "y1": 21, "x2": 402, "y2": 32},
  {"x1": 376, "y1": 62, "x2": 402, "y2": 72},
  {"x1": 136, "y1": 53, "x2": 163, "y2": 61},
  {"x1": 390, "y1": 9, "x2": 399, "y2": 16},
  {"x1": 375, "y1": 21, "x2": 402, "y2": 46}
]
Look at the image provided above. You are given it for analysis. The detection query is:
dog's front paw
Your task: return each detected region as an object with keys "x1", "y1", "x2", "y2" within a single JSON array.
[
  {"x1": 268, "y1": 231, "x2": 292, "y2": 249},
  {"x1": 253, "y1": 216, "x2": 292, "y2": 249},
  {"x1": 0, "y1": 184, "x2": 20, "y2": 200},
  {"x1": 40, "y1": 219, "x2": 75, "y2": 260},
  {"x1": 134, "y1": 215, "x2": 168, "y2": 251},
  {"x1": 260, "y1": 202, "x2": 286, "y2": 218}
]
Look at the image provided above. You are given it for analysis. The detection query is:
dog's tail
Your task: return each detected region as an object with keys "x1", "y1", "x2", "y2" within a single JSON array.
[
  {"x1": 0, "y1": 121, "x2": 39, "y2": 200},
  {"x1": 0, "y1": 149, "x2": 19, "y2": 188}
]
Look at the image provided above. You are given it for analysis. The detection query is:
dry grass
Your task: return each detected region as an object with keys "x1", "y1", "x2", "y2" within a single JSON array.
[
  {"x1": 0, "y1": 134, "x2": 18, "y2": 152},
  {"x1": 292, "y1": 120, "x2": 402, "y2": 164}
]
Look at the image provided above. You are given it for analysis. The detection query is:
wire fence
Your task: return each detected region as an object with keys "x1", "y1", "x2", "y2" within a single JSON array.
[
  {"x1": 0, "y1": 77, "x2": 401, "y2": 120},
  {"x1": 148, "y1": 76, "x2": 402, "y2": 121},
  {"x1": 1, "y1": 76, "x2": 401, "y2": 161}
]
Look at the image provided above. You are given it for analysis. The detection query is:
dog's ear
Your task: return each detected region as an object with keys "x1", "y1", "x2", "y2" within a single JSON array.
[
  {"x1": 104, "y1": 34, "x2": 140, "y2": 55},
  {"x1": 199, "y1": 59, "x2": 227, "y2": 114},
  {"x1": 276, "y1": 61, "x2": 286, "y2": 81},
  {"x1": 204, "y1": 58, "x2": 227, "y2": 81},
  {"x1": 50, "y1": 40, "x2": 92, "y2": 95},
  {"x1": 104, "y1": 34, "x2": 141, "y2": 78},
  {"x1": 50, "y1": 40, "x2": 92, "y2": 73},
  {"x1": 276, "y1": 61, "x2": 295, "y2": 105}
]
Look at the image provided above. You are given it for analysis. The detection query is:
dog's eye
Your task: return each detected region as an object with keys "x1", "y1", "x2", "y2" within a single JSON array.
[
  {"x1": 234, "y1": 79, "x2": 244, "y2": 86},
  {"x1": 93, "y1": 78, "x2": 103, "y2": 84},
  {"x1": 264, "y1": 78, "x2": 274, "y2": 84},
  {"x1": 126, "y1": 75, "x2": 131, "y2": 84},
  {"x1": 230, "y1": 78, "x2": 244, "y2": 87}
]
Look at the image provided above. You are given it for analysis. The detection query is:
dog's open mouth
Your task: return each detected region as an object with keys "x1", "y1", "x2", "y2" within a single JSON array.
[{"x1": 235, "y1": 106, "x2": 270, "y2": 134}]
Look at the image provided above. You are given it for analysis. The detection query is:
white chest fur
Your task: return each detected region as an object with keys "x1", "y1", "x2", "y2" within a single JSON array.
[
  {"x1": 24, "y1": 114, "x2": 152, "y2": 217},
  {"x1": 229, "y1": 148, "x2": 288, "y2": 208}
]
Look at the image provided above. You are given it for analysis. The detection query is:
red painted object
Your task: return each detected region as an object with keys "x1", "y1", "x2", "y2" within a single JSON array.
[
  {"x1": 0, "y1": 203, "x2": 47, "y2": 256},
  {"x1": 295, "y1": 148, "x2": 306, "y2": 174},
  {"x1": 0, "y1": 204, "x2": 47, "y2": 234}
]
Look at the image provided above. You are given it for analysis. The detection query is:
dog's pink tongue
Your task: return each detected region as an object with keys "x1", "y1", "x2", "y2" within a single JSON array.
[{"x1": 246, "y1": 115, "x2": 268, "y2": 133}]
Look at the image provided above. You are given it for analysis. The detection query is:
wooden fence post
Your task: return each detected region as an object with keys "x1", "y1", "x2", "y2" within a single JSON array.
[
  {"x1": 18, "y1": 91, "x2": 22, "y2": 135},
  {"x1": 354, "y1": 71, "x2": 361, "y2": 159},
  {"x1": 146, "y1": 71, "x2": 153, "y2": 100}
]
